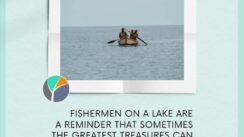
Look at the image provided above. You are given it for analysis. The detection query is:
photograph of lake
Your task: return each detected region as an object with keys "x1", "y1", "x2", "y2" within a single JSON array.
[{"x1": 61, "y1": 0, "x2": 184, "y2": 80}]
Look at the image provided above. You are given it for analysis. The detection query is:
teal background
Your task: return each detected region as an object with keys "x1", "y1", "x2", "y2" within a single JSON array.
[
  {"x1": 4, "y1": 0, "x2": 238, "y2": 137},
  {"x1": 239, "y1": 0, "x2": 243, "y2": 136},
  {"x1": 0, "y1": 0, "x2": 5, "y2": 136}
]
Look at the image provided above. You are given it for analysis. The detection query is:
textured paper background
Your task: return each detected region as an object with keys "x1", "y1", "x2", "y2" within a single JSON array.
[{"x1": 0, "y1": 0, "x2": 5, "y2": 136}]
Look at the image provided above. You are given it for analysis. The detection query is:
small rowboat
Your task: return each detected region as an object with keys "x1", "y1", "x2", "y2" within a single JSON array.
[{"x1": 118, "y1": 38, "x2": 138, "y2": 46}]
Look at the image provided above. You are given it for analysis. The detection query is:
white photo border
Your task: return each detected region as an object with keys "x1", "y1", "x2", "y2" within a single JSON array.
[{"x1": 48, "y1": 0, "x2": 196, "y2": 93}]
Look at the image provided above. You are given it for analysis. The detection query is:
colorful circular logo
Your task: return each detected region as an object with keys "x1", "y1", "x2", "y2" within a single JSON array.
[{"x1": 43, "y1": 76, "x2": 69, "y2": 102}]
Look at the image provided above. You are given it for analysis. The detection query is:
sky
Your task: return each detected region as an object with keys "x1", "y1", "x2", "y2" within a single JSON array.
[{"x1": 61, "y1": 0, "x2": 184, "y2": 27}]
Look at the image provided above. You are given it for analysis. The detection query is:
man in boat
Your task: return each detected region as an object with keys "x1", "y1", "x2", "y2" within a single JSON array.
[
  {"x1": 130, "y1": 30, "x2": 138, "y2": 40},
  {"x1": 130, "y1": 30, "x2": 134, "y2": 39},
  {"x1": 119, "y1": 28, "x2": 128, "y2": 40}
]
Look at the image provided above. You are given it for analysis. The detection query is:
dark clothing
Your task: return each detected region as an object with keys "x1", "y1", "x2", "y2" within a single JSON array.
[
  {"x1": 130, "y1": 32, "x2": 138, "y2": 40},
  {"x1": 119, "y1": 32, "x2": 128, "y2": 39}
]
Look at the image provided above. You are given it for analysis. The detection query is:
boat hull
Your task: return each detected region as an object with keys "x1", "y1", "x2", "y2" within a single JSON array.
[{"x1": 118, "y1": 38, "x2": 138, "y2": 46}]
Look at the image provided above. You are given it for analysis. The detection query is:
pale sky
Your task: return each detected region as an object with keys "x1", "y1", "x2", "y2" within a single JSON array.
[{"x1": 61, "y1": 0, "x2": 184, "y2": 27}]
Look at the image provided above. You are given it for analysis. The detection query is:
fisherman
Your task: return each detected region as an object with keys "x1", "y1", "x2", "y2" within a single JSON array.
[
  {"x1": 130, "y1": 30, "x2": 134, "y2": 39},
  {"x1": 130, "y1": 29, "x2": 138, "y2": 40},
  {"x1": 119, "y1": 28, "x2": 128, "y2": 40}
]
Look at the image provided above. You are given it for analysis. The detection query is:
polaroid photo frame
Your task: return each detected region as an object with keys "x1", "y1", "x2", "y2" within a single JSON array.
[{"x1": 48, "y1": 0, "x2": 196, "y2": 93}]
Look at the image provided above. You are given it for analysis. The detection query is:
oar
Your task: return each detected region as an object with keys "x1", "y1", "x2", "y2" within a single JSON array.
[
  {"x1": 137, "y1": 37, "x2": 148, "y2": 46},
  {"x1": 107, "y1": 39, "x2": 119, "y2": 44},
  {"x1": 125, "y1": 28, "x2": 148, "y2": 46}
]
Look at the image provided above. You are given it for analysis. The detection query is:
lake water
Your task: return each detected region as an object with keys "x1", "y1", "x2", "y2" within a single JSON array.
[{"x1": 61, "y1": 26, "x2": 184, "y2": 80}]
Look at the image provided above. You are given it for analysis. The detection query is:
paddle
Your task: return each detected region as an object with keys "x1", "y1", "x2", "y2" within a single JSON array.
[
  {"x1": 125, "y1": 28, "x2": 148, "y2": 46},
  {"x1": 107, "y1": 39, "x2": 118, "y2": 44},
  {"x1": 137, "y1": 37, "x2": 148, "y2": 46}
]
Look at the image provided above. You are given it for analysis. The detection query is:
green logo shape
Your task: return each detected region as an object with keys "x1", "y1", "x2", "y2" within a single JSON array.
[
  {"x1": 47, "y1": 76, "x2": 62, "y2": 91},
  {"x1": 43, "y1": 75, "x2": 69, "y2": 102}
]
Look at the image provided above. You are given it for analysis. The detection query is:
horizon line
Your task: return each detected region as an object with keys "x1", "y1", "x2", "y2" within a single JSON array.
[{"x1": 61, "y1": 24, "x2": 184, "y2": 27}]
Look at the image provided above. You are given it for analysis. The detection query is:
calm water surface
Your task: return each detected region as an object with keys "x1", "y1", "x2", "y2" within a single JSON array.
[{"x1": 61, "y1": 26, "x2": 184, "y2": 80}]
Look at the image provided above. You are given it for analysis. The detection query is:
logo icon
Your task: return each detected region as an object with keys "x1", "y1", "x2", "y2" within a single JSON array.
[{"x1": 43, "y1": 76, "x2": 69, "y2": 102}]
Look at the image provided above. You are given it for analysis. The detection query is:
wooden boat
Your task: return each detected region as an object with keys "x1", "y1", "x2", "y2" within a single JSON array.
[{"x1": 118, "y1": 38, "x2": 138, "y2": 46}]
